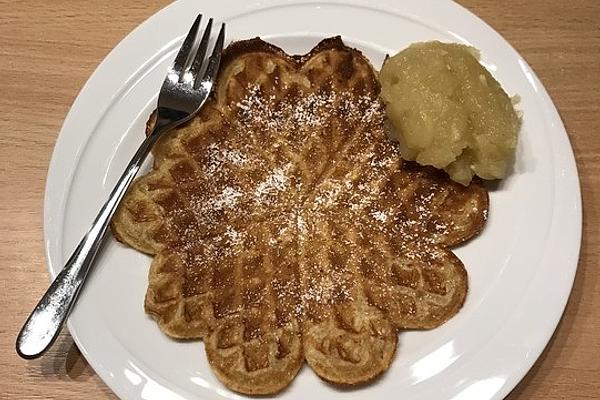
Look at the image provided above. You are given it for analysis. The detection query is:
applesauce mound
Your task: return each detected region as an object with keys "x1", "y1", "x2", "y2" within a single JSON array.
[{"x1": 380, "y1": 41, "x2": 520, "y2": 185}]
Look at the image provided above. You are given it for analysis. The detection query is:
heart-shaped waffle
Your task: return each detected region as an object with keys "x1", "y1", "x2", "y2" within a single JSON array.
[{"x1": 112, "y1": 37, "x2": 488, "y2": 394}]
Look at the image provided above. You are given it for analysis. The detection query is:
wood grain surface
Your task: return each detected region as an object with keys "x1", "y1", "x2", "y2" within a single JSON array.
[{"x1": 0, "y1": 1, "x2": 598, "y2": 398}]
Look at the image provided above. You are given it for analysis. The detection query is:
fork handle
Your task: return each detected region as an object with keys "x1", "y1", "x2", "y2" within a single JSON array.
[{"x1": 16, "y1": 125, "x2": 165, "y2": 359}]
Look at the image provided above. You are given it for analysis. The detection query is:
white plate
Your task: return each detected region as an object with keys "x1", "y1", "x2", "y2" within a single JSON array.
[{"x1": 44, "y1": 0, "x2": 582, "y2": 399}]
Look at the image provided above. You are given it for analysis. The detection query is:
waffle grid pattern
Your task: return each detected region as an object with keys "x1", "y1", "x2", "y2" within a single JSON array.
[{"x1": 111, "y1": 37, "x2": 488, "y2": 394}]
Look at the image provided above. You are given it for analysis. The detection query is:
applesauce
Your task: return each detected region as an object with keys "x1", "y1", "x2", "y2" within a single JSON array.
[{"x1": 379, "y1": 41, "x2": 520, "y2": 185}]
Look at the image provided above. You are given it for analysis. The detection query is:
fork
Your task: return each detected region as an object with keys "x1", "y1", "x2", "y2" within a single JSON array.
[{"x1": 16, "y1": 15, "x2": 225, "y2": 359}]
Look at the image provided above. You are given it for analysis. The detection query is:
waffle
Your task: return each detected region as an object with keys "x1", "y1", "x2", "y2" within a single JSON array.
[{"x1": 111, "y1": 37, "x2": 488, "y2": 394}]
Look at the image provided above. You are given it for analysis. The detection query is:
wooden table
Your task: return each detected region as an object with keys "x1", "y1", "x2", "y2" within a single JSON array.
[{"x1": 1, "y1": 1, "x2": 598, "y2": 398}]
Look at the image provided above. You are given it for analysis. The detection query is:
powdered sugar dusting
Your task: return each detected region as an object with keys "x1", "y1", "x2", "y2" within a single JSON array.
[
  {"x1": 212, "y1": 186, "x2": 243, "y2": 210},
  {"x1": 254, "y1": 164, "x2": 291, "y2": 204},
  {"x1": 234, "y1": 84, "x2": 385, "y2": 136},
  {"x1": 150, "y1": 72, "x2": 481, "y2": 331},
  {"x1": 371, "y1": 210, "x2": 388, "y2": 223}
]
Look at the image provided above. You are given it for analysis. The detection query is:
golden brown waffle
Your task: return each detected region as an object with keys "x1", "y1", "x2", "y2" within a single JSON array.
[{"x1": 111, "y1": 37, "x2": 488, "y2": 394}]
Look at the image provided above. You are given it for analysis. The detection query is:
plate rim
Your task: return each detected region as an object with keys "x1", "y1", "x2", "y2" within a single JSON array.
[{"x1": 43, "y1": 0, "x2": 582, "y2": 399}]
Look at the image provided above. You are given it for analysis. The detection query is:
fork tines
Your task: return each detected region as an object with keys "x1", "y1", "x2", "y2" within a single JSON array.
[{"x1": 171, "y1": 14, "x2": 225, "y2": 88}]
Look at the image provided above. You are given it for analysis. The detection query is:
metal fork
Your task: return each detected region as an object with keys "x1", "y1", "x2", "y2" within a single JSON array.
[{"x1": 16, "y1": 15, "x2": 225, "y2": 359}]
